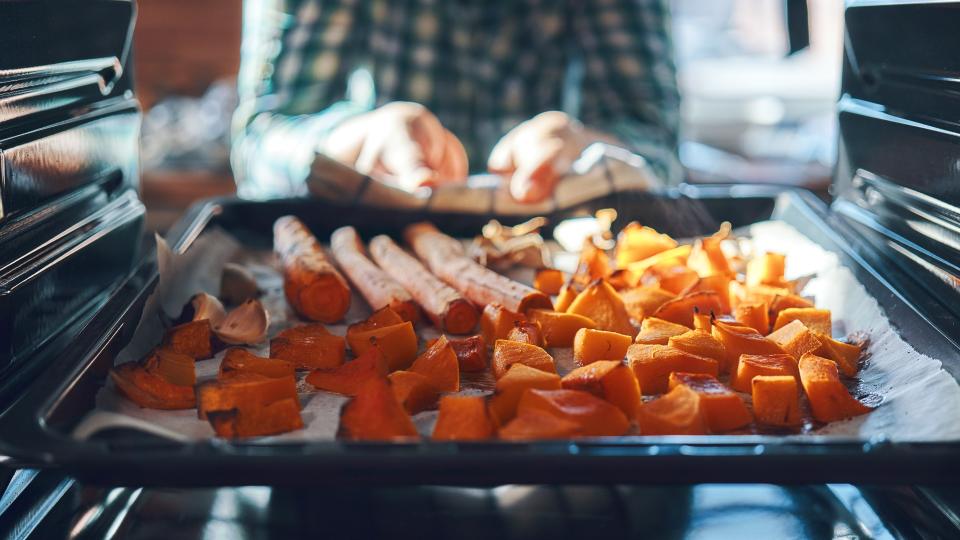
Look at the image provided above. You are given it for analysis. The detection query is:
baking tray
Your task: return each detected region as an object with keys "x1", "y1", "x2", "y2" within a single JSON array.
[{"x1": 2, "y1": 186, "x2": 959, "y2": 487}]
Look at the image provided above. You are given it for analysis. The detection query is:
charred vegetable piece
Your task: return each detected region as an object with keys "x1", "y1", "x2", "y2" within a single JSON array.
[
  {"x1": 449, "y1": 335, "x2": 488, "y2": 372},
  {"x1": 492, "y1": 339, "x2": 556, "y2": 379},
  {"x1": 506, "y1": 320, "x2": 545, "y2": 347},
  {"x1": 162, "y1": 320, "x2": 213, "y2": 360},
  {"x1": 652, "y1": 291, "x2": 724, "y2": 329},
  {"x1": 432, "y1": 395, "x2": 496, "y2": 440},
  {"x1": 111, "y1": 362, "x2": 196, "y2": 410},
  {"x1": 480, "y1": 303, "x2": 526, "y2": 345},
  {"x1": 338, "y1": 377, "x2": 419, "y2": 441},
  {"x1": 388, "y1": 371, "x2": 439, "y2": 414},
  {"x1": 637, "y1": 385, "x2": 707, "y2": 435},
  {"x1": 565, "y1": 279, "x2": 636, "y2": 337},
  {"x1": 526, "y1": 309, "x2": 596, "y2": 347},
  {"x1": 573, "y1": 328, "x2": 632, "y2": 366},
  {"x1": 533, "y1": 268, "x2": 565, "y2": 295},
  {"x1": 732, "y1": 354, "x2": 799, "y2": 394},
  {"x1": 498, "y1": 409, "x2": 580, "y2": 440},
  {"x1": 409, "y1": 335, "x2": 460, "y2": 392},
  {"x1": 517, "y1": 389, "x2": 629, "y2": 437},
  {"x1": 561, "y1": 360, "x2": 642, "y2": 420},
  {"x1": 668, "y1": 372, "x2": 751, "y2": 432},
  {"x1": 798, "y1": 353, "x2": 872, "y2": 423},
  {"x1": 488, "y1": 363, "x2": 562, "y2": 425},
  {"x1": 767, "y1": 320, "x2": 822, "y2": 360},
  {"x1": 626, "y1": 344, "x2": 719, "y2": 395},
  {"x1": 751, "y1": 375, "x2": 802, "y2": 427},
  {"x1": 306, "y1": 348, "x2": 389, "y2": 396},
  {"x1": 634, "y1": 317, "x2": 689, "y2": 346},
  {"x1": 219, "y1": 348, "x2": 295, "y2": 380},
  {"x1": 711, "y1": 319, "x2": 785, "y2": 374}
]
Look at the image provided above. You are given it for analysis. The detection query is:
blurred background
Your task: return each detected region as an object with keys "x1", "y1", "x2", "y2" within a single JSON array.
[{"x1": 137, "y1": 0, "x2": 844, "y2": 230}]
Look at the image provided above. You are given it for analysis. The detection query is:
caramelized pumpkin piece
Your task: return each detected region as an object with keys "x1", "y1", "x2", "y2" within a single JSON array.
[
  {"x1": 692, "y1": 311, "x2": 713, "y2": 332},
  {"x1": 642, "y1": 265, "x2": 700, "y2": 296},
  {"x1": 615, "y1": 222, "x2": 678, "y2": 267},
  {"x1": 746, "y1": 252, "x2": 786, "y2": 287},
  {"x1": 270, "y1": 333, "x2": 345, "y2": 370},
  {"x1": 681, "y1": 275, "x2": 732, "y2": 314},
  {"x1": 432, "y1": 395, "x2": 496, "y2": 440},
  {"x1": 409, "y1": 335, "x2": 460, "y2": 392},
  {"x1": 624, "y1": 245, "x2": 692, "y2": 287},
  {"x1": 144, "y1": 348, "x2": 196, "y2": 387},
  {"x1": 553, "y1": 281, "x2": 582, "y2": 312},
  {"x1": 573, "y1": 328, "x2": 632, "y2": 366},
  {"x1": 686, "y1": 226, "x2": 732, "y2": 278},
  {"x1": 111, "y1": 362, "x2": 196, "y2": 410},
  {"x1": 162, "y1": 320, "x2": 213, "y2": 359},
  {"x1": 711, "y1": 319, "x2": 785, "y2": 374},
  {"x1": 219, "y1": 348, "x2": 295, "y2": 379},
  {"x1": 652, "y1": 291, "x2": 724, "y2": 329},
  {"x1": 527, "y1": 309, "x2": 596, "y2": 347},
  {"x1": 197, "y1": 372, "x2": 298, "y2": 422},
  {"x1": 732, "y1": 353, "x2": 799, "y2": 393},
  {"x1": 620, "y1": 286, "x2": 675, "y2": 322},
  {"x1": 626, "y1": 344, "x2": 719, "y2": 395},
  {"x1": 305, "y1": 347, "x2": 389, "y2": 395},
  {"x1": 492, "y1": 339, "x2": 556, "y2": 379},
  {"x1": 361, "y1": 306, "x2": 405, "y2": 328},
  {"x1": 798, "y1": 353, "x2": 872, "y2": 423},
  {"x1": 274, "y1": 323, "x2": 330, "y2": 340},
  {"x1": 575, "y1": 237, "x2": 612, "y2": 283},
  {"x1": 637, "y1": 385, "x2": 708, "y2": 435},
  {"x1": 634, "y1": 317, "x2": 689, "y2": 345},
  {"x1": 561, "y1": 360, "x2": 642, "y2": 419},
  {"x1": 449, "y1": 335, "x2": 488, "y2": 372},
  {"x1": 533, "y1": 268, "x2": 566, "y2": 295},
  {"x1": 734, "y1": 302, "x2": 770, "y2": 334},
  {"x1": 481, "y1": 303, "x2": 527, "y2": 344},
  {"x1": 773, "y1": 308, "x2": 832, "y2": 335},
  {"x1": 668, "y1": 372, "x2": 751, "y2": 432},
  {"x1": 499, "y1": 409, "x2": 580, "y2": 440},
  {"x1": 388, "y1": 370, "x2": 439, "y2": 414},
  {"x1": 338, "y1": 377, "x2": 419, "y2": 440},
  {"x1": 488, "y1": 363, "x2": 562, "y2": 424},
  {"x1": 207, "y1": 397, "x2": 303, "y2": 438},
  {"x1": 767, "y1": 320, "x2": 822, "y2": 360},
  {"x1": 768, "y1": 294, "x2": 815, "y2": 325},
  {"x1": 751, "y1": 375, "x2": 801, "y2": 427},
  {"x1": 517, "y1": 389, "x2": 629, "y2": 436},
  {"x1": 667, "y1": 330, "x2": 725, "y2": 365},
  {"x1": 346, "y1": 320, "x2": 418, "y2": 371},
  {"x1": 507, "y1": 320, "x2": 545, "y2": 347},
  {"x1": 566, "y1": 280, "x2": 636, "y2": 337},
  {"x1": 813, "y1": 333, "x2": 861, "y2": 377}
]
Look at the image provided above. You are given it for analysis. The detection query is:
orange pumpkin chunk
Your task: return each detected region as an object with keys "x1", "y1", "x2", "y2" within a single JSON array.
[
  {"x1": 488, "y1": 363, "x2": 562, "y2": 424},
  {"x1": 481, "y1": 303, "x2": 527, "y2": 344},
  {"x1": 432, "y1": 395, "x2": 496, "y2": 440},
  {"x1": 554, "y1": 281, "x2": 582, "y2": 312},
  {"x1": 338, "y1": 377, "x2": 419, "y2": 440},
  {"x1": 637, "y1": 385, "x2": 708, "y2": 435},
  {"x1": 144, "y1": 348, "x2": 196, "y2": 387},
  {"x1": 517, "y1": 389, "x2": 630, "y2": 436},
  {"x1": 499, "y1": 409, "x2": 580, "y2": 440},
  {"x1": 566, "y1": 280, "x2": 636, "y2": 336},
  {"x1": 615, "y1": 222, "x2": 678, "y2": 267},
  {"x1": 575, "y1": 238, "x2": 612, "y2": 283},
  {"x1": 162, "y1": 320, "x2": 213, "y2": 359},
  {"x1": 533, "y1": 268, "x2": 566, "y2": 295},
  {"x1": 634, "y1": 317, "x2": 690, "y2": 345},
  {"x1": 768, "y1": 294, "x2": 815, "y2": 325},
  {"x1": 219, "y1": 348, "x2": 295, "y2": 380},
  {"x1": 624, "y1": 245, "x2": 692, "y2": 287},
  {"x1": 711, "y1": 320, "x2": 785, "y2": 374},
  {"x1": 668, "y1": 330, "x2": 725, "y2": 365},
  {"x1": 813, "y1": 333, "x2": 862, "y2": 377},
  {"x1": 561, "y1": 360, "x2": 642, "y2": 419},
  {"x1": 111, "y1": 362, "x2": 196, "y2": 410},
  {"x1": 751, "y1": 375, "x2": 802, "y2": 427},
  {"x1": 573, "y1": 328, "x2": 633, "y2": 366},
  {"x1": 620, "y1": 286, "x2": 675, "y2": 322},
  {"x1": 692, "y1": 311, "x2": 713, "y2": 332},
  {"x1": 746, "y1": 252, "x2": 786, "y2": 287},
  {"x1": 686, "y1": 226, "x2": 732, "y2": 278},
  {"x1": 360, "y1": 306, "x2": 405, "y2": 328},
  {"x1": 668, "y1": 372, "x2": 751, "y2": 432},
  {"x1": 767, "y1": 319, "x2": 822, "y2": 360},
  {"x1": 507, "y1": 320, "x2": 545, "y2": 347},
  {"x1": 773, "y1": 308, "x2": 832, "y2": 334},
  {"x1": 642, "y1": 265, "x2": 700, "y2": 295},
  {"x1": 207, "y1": 397, "x2": 303, "y2": 438},
  {"x1": 273, "y1": 323, "x2": 330, "y2": 340},
  {"x1": 734, "y1": 302, "x2": 770, "y2": 334},
  {"x1": 492, "y1": 339, "x2": 556, "y2": 379},
  {"x1": 409, "y1": 335, "x2": 460, "y2": 392},
  {"x1": 626, "y1": 344, "x2": 719, "y2": 395},
  {"x1": 732, "y1": 354, "x2": 799, "y2": 393},
  {"x1": 449, "y1": 335, "x2": 488, "y2": 372},
  {"x1": 346, "y1": 321, "x2": 418, "y2": 371},
  {"x1": 682, "y1": 275, "x2": 732, "y2": 314},
  {"x1": 305, "y1": 347, "x2": 389, "y2": 395},
  {"x1": 197, "y1": 372, "x2": 298, "y2": 423},
  {"x1": 388, "y1": 370, "x2": 439, "y2": 414},
  {"x1": 798, "y1": 353, "x2": 872, "y2": 423},
  {"x1": 527, "y1": 309, "x2": 596, "y2": 347},
  {"x1": 652, "y1": 291, "x2": 724, "y2": 329},
  {"x1": 270, "y1": 333, "x2": 345, "y2": 370}
]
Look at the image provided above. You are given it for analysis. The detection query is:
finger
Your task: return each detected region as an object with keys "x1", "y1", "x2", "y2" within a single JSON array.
[
  {"x1": 379, "y1": 133, "x2": 436, "y2": 192},
  {"x1": 433, "y1": 130, "x2": 469, "y2": 184},
  {"x1": 409, "y1": 110, "x2": 448, "y2": 172},
  {"x1": 509, "y1": 137, "x2": 577, "y2": 203},
  {"x1": 487, "y1": 127, "x2": 520, "y2": 174}
]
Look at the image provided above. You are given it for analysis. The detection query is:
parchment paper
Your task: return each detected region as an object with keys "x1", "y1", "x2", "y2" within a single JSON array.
[{"x1": 73, "y1": 221, "x2": 960, "y2": 442}]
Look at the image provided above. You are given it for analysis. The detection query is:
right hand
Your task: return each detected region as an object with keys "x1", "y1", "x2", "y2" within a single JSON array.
[{"x1": 325, "y1": 102, "x2": 469, "y2": 192}]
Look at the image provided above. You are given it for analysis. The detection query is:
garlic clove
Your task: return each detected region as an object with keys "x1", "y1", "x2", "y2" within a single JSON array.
[
  {"x1": 174, "y1": 292, "x2": 227, "y2": 326},
  {"x1": 220, "y1": 263, "x2": 260, "y2": 305},
  {"x1": 214, "y1": 298, "x2": 270, "y2": 345}
]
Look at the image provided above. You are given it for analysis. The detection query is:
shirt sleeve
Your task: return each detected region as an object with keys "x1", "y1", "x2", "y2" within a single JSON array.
[
  {"x1": 570, "y1": 0, "x2": 682, "y2": 185},
  {"x1": 231, "y1": 0, "x2": 372, "y2": 199}
]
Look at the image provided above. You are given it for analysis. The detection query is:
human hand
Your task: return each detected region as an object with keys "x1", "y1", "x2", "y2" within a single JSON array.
[{"x1": 325, "y1": 102, "x2": 468, "y2": 192}]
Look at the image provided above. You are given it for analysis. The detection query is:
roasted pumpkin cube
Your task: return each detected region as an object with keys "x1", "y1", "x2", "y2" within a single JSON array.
[
  {"x1": 686, "y1": 227, "x2": 732, "y2": 278},
  {"x1": 507, "y1": 320, "x2": 545, "y2": 347},
  {"x1": 637, "y1": 385, "x2": 708, "y2": 435},
  {"x1": 681, "y1": 275, "x2": 732, "y2": 314},
  {"x1": 346, "y1": 321, "x2": 418, "y2": 371},
  {"x1": 274, "y1": 323, "x2": 330, "y2": 340},
  {"x1": 533, "y1": 268, "x2": 566, "y2": 295},
  {"x1": 652, "y1": 291, "x2": 724, "y2": 329},
  {"x1": 388, "y1": 370, "x2": 439, "y2": 414},
  {"x1": 615, "y1": 222, "x2": 678, "y2": 267},
  {"x1": 566, "y1": 280, "x2": 636, "y2": 336},
  {"x1": 492, "y1": 339, "x2": 556, "y2": 379},
  {"x1": 481, "y1": 303, "x2": 527, "y2": 344},
  {"x1": 517, "y1": 389, "x2": 629, "y2": 436},
  {"x1": 767, "y1": 319, "x2": 822, "y2": 360},
  {"x1": 409, "y1": 335, "x2": 460, "y2": 392},
  {"x1": 692, "y1": 311, "x2": 713, "y2": 332},
  {"x1": 573, "y1": 328, "x2": 633, "y2": 366},
  {"x1": 813, "y1": 333, "x2": 861, "y2": 377},
  {"x1": 626, "y1": 344, "x2": 719, "y2": 395},
  {"x1": 561, "y1": 360, "x2": 642, "y2": 419},
  {"x1": 488, "y1": 363, "x2": 562, "y2": 424},
  {"x1": 162, "y1": 320, "x2": 213, "y2": 359},
  {"x1": 768, "y1": 294, "x2": 815, "y2": 325},
  {"x1": 575, "y1": 237, "x2": 612, "y2": 283},
  {"x1": 798, "y1": 353, "x2": 872, "y2": 423},
  {"x1": 338, "y1": 377, "x2": 419, "y2": 440},
  {"x1": 734, "y1": 302, "x2": 770, "y2": 334},
  {"x1": 746, "y1": 252, "x2": 786, "y2": 287},
  {"x1": 624, "y1": 245, "x2": 692, "y2": 287},
  {"x1": 432, "y1": 395, "x2": 496, "y2": 440},
  {"x1": 554, "y1": 281, "x2": 582, "y2": 312},
  {"x1": 197, "y1": 372, "x2": 298, "y2": 421},
  {"x1": 527, "y1": 308, "x2": 596, "y2": 347},
  {"x1": 270, "y1": 333, "x2": 346, "y2": 370},
  {"x1": 305, "y1": 347, "x2": 389, "y2": 395},
  {"x1": 498, "y1": 409, "x2": 580, "y2": 440},
  {"x1": 358, "y1": 306, "x2": 405, "y2": 329},
  {"x1": 111, "y1": 362, "x2": 196, "y2": 410},
  {"x1": 773, "y1": 308, "x2": 832, "y2": 335},
  {"x1": 620, "y1": 286, "x2": 675, "y2": 322},
  {"x1": 667, "y1": 330, "x2": 725, "y2": 365},
  {"x1": 668, "y1": 372, "x2": 751, "y2": 432},
  {"x1": 143, "y1": 348, "x2": 196, "y2": 387},
  {"x1": 751, "y1": 375, "x2": 801, "y2": 427},
  {"x1": 732, "y1": 353, "x2": 799, "y2": 393},
  {"x1": 449, "y1": 335, "x2": 488, "y2": 372},
  {"x1": 634, "y1": 317, "x2": 689, "y2": 345},
  {"x1": 219, "y1": 348, "x2": 295, "y2": 380},
  {"x1": 207, "y1": 397, "x2": 304, "y2": 438},
  {"x1": 711, "y1": 319, "x2": 785, "y2": 374},
  {"x1": 642, "y1": 265, "x2": 700, "y2": 295}
]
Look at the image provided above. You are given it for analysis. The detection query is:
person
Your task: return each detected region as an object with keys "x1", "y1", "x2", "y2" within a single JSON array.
[{"x1": 232, "y1": 0, "x2": 680, "y2": 204}]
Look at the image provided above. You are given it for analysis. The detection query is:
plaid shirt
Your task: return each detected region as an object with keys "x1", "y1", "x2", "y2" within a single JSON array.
[{"x1": 232, "y1": 0, "x2": 681, "y2": 199}]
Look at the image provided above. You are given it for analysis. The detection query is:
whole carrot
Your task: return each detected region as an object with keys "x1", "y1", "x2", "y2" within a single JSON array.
[{"x1": 274, "y1": 216, "x2": 351, "y2": 323}]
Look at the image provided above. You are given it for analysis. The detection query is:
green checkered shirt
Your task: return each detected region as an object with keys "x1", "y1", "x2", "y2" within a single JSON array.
[{"x1": 232, "y1": 0, "x2": 681, "y2": 199}]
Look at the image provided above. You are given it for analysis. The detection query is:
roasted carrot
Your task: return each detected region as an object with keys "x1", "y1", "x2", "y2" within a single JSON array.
[
  {"x1": 330, "y1": 226, "x2": 419, "y2": 322},
  {"x1": 273, "y1": 216, "x2": 351, "y2": 323},
  {"x1": 368, "y1": 234, "x2": 479, "y2": 334},
  {"x1": 404, "y1": 222, "x2": 553, "y2": 313}
]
